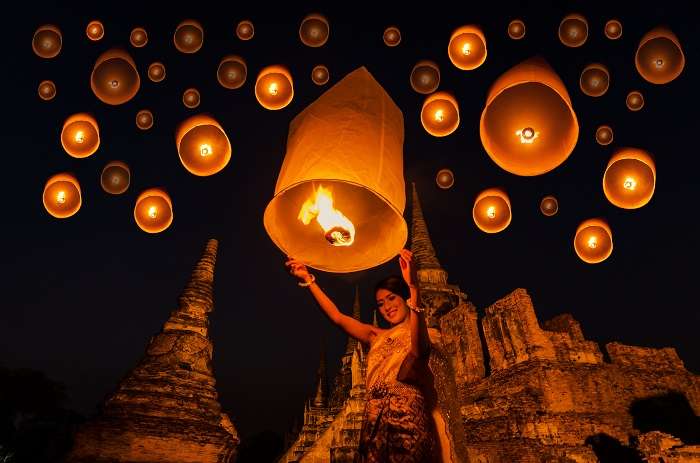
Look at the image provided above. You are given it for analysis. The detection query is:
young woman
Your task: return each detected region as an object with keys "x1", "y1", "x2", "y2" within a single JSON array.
[{"x1": 285, "y1": 249, "x2": 435, "y2": 462}]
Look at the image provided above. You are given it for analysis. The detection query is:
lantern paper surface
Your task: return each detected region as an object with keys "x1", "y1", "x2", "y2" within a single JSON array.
[
  {"x1": 603, "y1": 148, "x2": 656, "y2": 209},
  {"x1": 473, "y1": 188, "x2": 511, "y2": 233},
  {"x1": 635, "y1": 27, "x2": 685, "y2": 85},
  {"x1": 43, "y1": 173, "x2": 81, "y2": 218},
  {"x1": 91, "y1": 49, "x2": 140, "y2": 105},
  {"x1": 574, "y1": 218, "x2": 613, "y2": 264}
]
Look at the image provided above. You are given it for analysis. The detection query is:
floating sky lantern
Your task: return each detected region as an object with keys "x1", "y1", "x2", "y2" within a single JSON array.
[
  {"x1": 605, "y1": 20, "x2": 622, "y2": 40},
  {"x1": 38, "y1": 80, "x2": 56, "y2": 100},
  {"x1": 264, "y1": 67, "x2": 407, "y2": 272},
  {"x1": 61, "y1": 113, "x2": 100, "y2": 158},
  {"x1": 508, "y1": 20, "x2": 526, "y2": 40},
  {"x1": 574, "y1": 218, "x2": 613, "y2": 264},
  {"x1": 86, "y1": 20, "x2": 104, "y2": 41},
  {"x1": 130, "y1": 27, "x2": 148, "y2": 47},
  {"x1": 448, "y1": 25, "x2": 487, "y2": 70},
  {"x1": 435, "y1": 169, "x2": 454, "y2": 189},
  {"x1": 311, "y1": 65, "x2": 329, "y2": 86},
  {"x1": 410, "y1": 60, "x2": 440, "y2": 94},
  {"x1": 174, "y1": 20, "x2": 203, "y2": 53},
  {"x1": 134, "y1": 188, "x2": 173, "y2": 233},
  {"x1": 148, "y1": 62, "x2": 166, "y2": 82},
  {"x1": 421, "y1": 92, "x2": 459, "y2": 137},
  {"x1": 603, "y1": 148, "x2": 656, "y2": 209},
  {"x1": 91, "y1": 49, "x2": 140, "y2": 105},
  {"x1": 596, "y1": 125, "x2": 613, "y2": 145},
  {"x1": 176, "y1": 114, "x2": 231, "y2": 176},
  {"x1": 255, "y1": 65, "x2": 294, "y2": 110},
  {"x1": 236, "y1": 20, "x2": 254, "y2": 40},
  {"x1": 299, "y1": 13, "x2": 329, "y2": 47},
  {"x1": 626, "y1": 91, "x2": 644, "y2": 111},
  {"x1": 635, "y1": 27, "x2": 685, "y2": 85},
  {"x1": 217, "y1": 56, "x2": 247, "y2": 89},
  {"x1": 473, "y1": 188, "x2": 511, "y2": 233},
  {"x1": 559, "y1": 14, "x2": 588, "y2": 47},
  {"x1": 182, "y1": 88, "x2": 201, "y2": 108},
  {"x1": 101, "y1": 161, "x2": 130, "y2": 195},
  {"x1": 540, "y1": 195, "x2": 558, "y2": 216},
  {"x1": 32, "y1": 25, "x2": 62, "y2": 58},
  {"x1": 580, "y1": 64, "x2": 610, "y2": 97},
  {"x1": 383, "y1": 26, "x2": 401, "y2": 46},
  {"x1": 136, "y1": 109, "x2": 153, "y2": 130},
  {"x1": 43, "y1": 173, "x2": 81, "y2": 219}
]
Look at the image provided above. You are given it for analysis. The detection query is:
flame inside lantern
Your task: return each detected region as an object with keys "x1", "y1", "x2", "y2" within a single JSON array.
[{"x1": 298, "y1": 186, "x2": 355, "y2": 246}]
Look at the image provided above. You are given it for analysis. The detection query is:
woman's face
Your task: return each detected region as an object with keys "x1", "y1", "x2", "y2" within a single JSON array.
[{"x1": 376, "y1": 288, "x2": 408, "y2": 325}]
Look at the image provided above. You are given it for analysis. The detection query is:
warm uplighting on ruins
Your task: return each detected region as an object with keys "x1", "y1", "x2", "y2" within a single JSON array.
[
  {"x1": 574, "y1": 218, "x2": 613, "y2": 264},
  {"x1": 43, "y1": 173, "x2": 81, "y2": 219},
  {"x1": 421, "y1": 92, "x2": 459, "y2": 137},
  {"x1": 448, "y1": 25, "x2": 487, "y2": 70},
  {"x1": 603, "y1": 148, "x2": 656, "y2": 209},
  {"x1": 176, "y1": 115, "x2": 231, "y2": 176},
  {"x1": 255, "y1": 66, "x2": 294, "y2": 110},
  {"x1": 61, "y1": 113, "x2": 100, "y2": 158},
  {"x1": 134, "y1": 188, "x2": 173, "y2": 233},
  {"x1": 298, "y1": 186, "x2": 356, "y2": 247}
]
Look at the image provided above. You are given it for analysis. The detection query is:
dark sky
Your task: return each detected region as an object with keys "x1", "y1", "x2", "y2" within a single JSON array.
[{"x1": 4, "y1": 0, "x2": 699, "y2": 440}]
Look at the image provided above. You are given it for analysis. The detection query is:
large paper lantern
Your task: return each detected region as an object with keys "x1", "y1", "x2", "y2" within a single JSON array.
[
  {"x1": 174, "y1": 20, "x2": 203, "y2": 53},
  {"x1": 410, "y1": 60, "x2": 440, "y2": 94},
  {"x1": 508, "y1": 20, "x2": 526, "y2": 40},
  {"x1": 217, "y1": 56, "x2": 247, "y2": 89},
  {"x1": 91, "y1": 49, "x2": 140, "y2": 105},
  {"x1": 559, "y1": 14, "x2": 588, "y2": 47},
  {"x1": 101, "y1": 161, "x2": 130, "y2": 195},
  {"x1": 32, "y1": 25, "x2": 61, "y2": 58},
  {"x1": 311, "y1": 65, "x2": 329, "y2": 86},
  {"x1": 86, "y1": 20, "x2": 104, "y2": 41},
  {"x1": 148, "y1": 62, "x2": 166, "y2": 82},
  {"x1": 136, "y1": 109, "x2": 153, "y2": 130},
  {"x1": 540, "y1": 195, "x2": 558, "y2": 216},
  {"x1": 236, "y1": 20, "x2": 254, "y2": 40},
  {"x1": 605, "y1": 20, "x2": 622, "y2": 40},
  {"x1": 182, "y1": 88, "x2": 200, "y2": 108},
  {"x1": 436, "y1": 169, "x2": 454, "y2": 189},
  {"x1": 580, "y1": 64, "x2": 610, "y2": 97},
  {"x1": 421, "y1": 92, "x2": 459, "y2": 137},
  {"x1": 383, "y1": 26, "x2": 401, "y2": 46},
  {"x1": 480, "y1": 57, "x2": 579, "y2": 176},
  {"x1": 263, "y1": 67, "x2": 407, "y2": 272},
  {"x1": 448, "y1": 25, "x2": 487, "y2": 70},
  {"x1": 134, "y1": 188, "x2": 173, "y2": 233},
  {"x1": 473, "y1": 188, "x2": 511, "y2": 233},
  {"x1": 176, "y1": 115, "x2": 231, "y2": 176},
  {"x1": 626, "y1": 91, "x2": 644, "y2": 111},
  {"x1": 596, "y1": 125, "x2": 613, "y2": 145},
  {"x1": 43, "y1": 173, "x2": 81, "y2": 218},
  {"x1": 130, "y1": 27, "x2": 148, "y2": 47},
  {"x1": 38, "y1": 80, "x2": 56, "y2": 100},
  {"x1": 61, "y1": 113, "x2": 99, "y2": 158},
  {"x1": 255, "y1": 65, "x2": 294, "y2": 110},
  {"x1": 603, "y1": 148, "x2": 655, "y2": 209},
  {"x1": 574, "y1": 218, "x2": 612, "y2": 264},
  {"x1": 299, "y1": 13, "x2": 329, "y2": 47},
  {"x1": 635, "y1": 27, "x2": 685, "y2": 84}
]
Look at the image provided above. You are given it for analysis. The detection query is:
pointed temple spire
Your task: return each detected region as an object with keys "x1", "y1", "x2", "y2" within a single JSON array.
[
  {"x1": 411, "y1": 183, "x2": 442, "y2": 270},
  {"x1": 313, "y1": 341, "x2": 328, "y2": 407},
  {"x1": 345, "y1": 286, "x2": 362, "y2": 355}
]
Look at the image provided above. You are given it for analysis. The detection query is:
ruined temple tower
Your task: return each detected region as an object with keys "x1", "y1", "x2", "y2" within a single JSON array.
[{"x1": 67, "y1": 239, "x2": 239, "y2": 463}]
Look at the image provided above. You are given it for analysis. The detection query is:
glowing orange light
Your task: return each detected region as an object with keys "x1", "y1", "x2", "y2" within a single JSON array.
[
  {"x1": 516, "y1": 127, "x2": 538, "y2": 144},
  {"x1": 383, "y1": 26, "x2": 401, "y2": 46},
  {"x1": 130, "y1": 27, "x2": 148, "y2": 47},
  {"x1": 635, "y1": 27, "x2": 685, "y2": 84},
  {"x1": 448, "y1": 25, "x2": 487, "y2": 70},
  {"x1": 91, "y1": 49, "x2": 140, "y2": 105},
  {"x1": 540, "y1": 196, "x2": 558, "y2": 216},
  {"x1": 299, "y1": 13, "x2": 329, "y2": 47},
  {"x1": 559, "y1": 13, "x2": 588, "y2": 47},
  {"x1": 32, "y1": 25, "x2": 62, "y2": 59},
  {"x1": 86, "y1": 20, "x2": 104, "y2": 41},
  {"x1": 508, "y1": 19, "x2": 526, "y2": 40},
  {"x1": 176, "y1": 114, "x2": 231, "y2": 176},
  {"x1": 134, "y1": 188, "x2": 173, "y2": 233},
  {"x1": 580, "y1": 64, "x2": 610, "y2": 97},
  {"x1": 410, "y1": 60, "x2": 440, "y2": 94},
  {"x1": 255, "y1": 65, "x2": 294, "y2": 110},
  {"x1": 436, "y1": 169, "x2": 454, "y2": 189},
  {"x1": 605, "y1": 20, "x2": 622, "y2": 40},
  {"x1": 473, "y1": 188, "x2": 511, "y2": 233},
  {"x1": 43, "y1": 173, "x2": 81, "y2": 218},
  {"x1": 38, "y1": 80, "x2": 56, "y2": 100},
  {"x1": 182, "y1": 88, "x2": 201, "y2": 109},
  {"x1": 101, "y1": 161, "x2": 130, "y2": 195},
  {"x1": 136, "y1": 109, "x2": 154, "y2": 130},
  {"x1": 61, "y1": 113, "x2": 100, "y2": 158},
  {"x1": 148, "y1": 62, "x2": 166, "y2": 82},
  {"x1": 311, "y1": 65, "x2": 330, "y2": 86},
  {"x1": 626, "y1": 91, "x2": 644, "y2": 111},
  {"x1": 574, "y1": 218, "x2": 613, "y2": 264},
  {"x1": 236, "y1": 20, "x2": 254, "y2": 40},
  {"x1": 217, "y1": 55, "x2": 247, "y2": 89},
  {"x1": 298, "y1": 186, "x2": 355, "y2": 246},
  {"x1": 603, "y1": 148, "x2": 655, "y2": 209},
  {"x1": 421, "y1": 92, "x2": 459, "y2": 137},
  {"x1": 596, "y1": 125, "x2": 613, "y2": 145},
  {"x1": 174, "y1": 20, "x2": 203, "y2": 53}
]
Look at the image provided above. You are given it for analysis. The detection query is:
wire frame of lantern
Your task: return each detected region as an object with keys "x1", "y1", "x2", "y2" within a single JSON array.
[
  {"x1": 86, "y1": 20, "x2": 104, "y2": 41},
  {"x1": 410, "y1": 60, "x2": 440, "y2": 94},
  {"x1": 540, "y1": 195, "x2": 558, "y2": 216},
  {"x1": 435, "y1": 169, "x2": 454, "y2": 189},
  {"x1": 603, "y1": 148, "x2": 656, "y2": 209},
  {"x1": 101, "y1": 161, "x2": 130, "y2": 195},
  {"x1": 43, "y1": 173, "x2": 81, "y2": 219},
  {"x1": 448, "y1": 25, "x2": 487, "y2": 70},
  {"x1": 421, "y1": 92, "x2": 459, "y2": 137},
  {"x1": 148, "y1": 62, "x2": 166, "y2": 82},
  {"x1": 91, "y1": 49, "x2": 140, "y2": 105},
  {"x1": 626, "y1": 91, "x2": 644, "y2": 111},
  {"x1": 299, "y1": 13, "x2": 329, "y2": 47},
  {"x1": 574, "y1": 218, "x2": 613, "y2": 264},
  {"x1": 236, "y1": 20, "x2": 254, "y2": 40},
  {"x1": 473, "y1": 188, "x2": 511, "y2": 233},
  {"x1": 134, "y1": 188, "x2": 173, "y2": 233},
  {"x1": 130, "y1": 27, "x2": 148, "y2": 47},
  {"x1": 580, "y1": 64, "x2": 610, "y2": 97},
  {"x1": 311, "y1": 65, "x2": 330, "y2": 86},
  {"x1": 38, "y1": 80, "x2": 56, "y2": 100},
  {"x1": 61, "y1": 113, "x2": 100, "y2": 158},
  {"x1": 182, "y1": 88, "x2": 201, "y2": 109},
  {"x1": 508, "y1": 19, "x2": 526, "y2": 40},
  {"x1": 635, "y1": 27, "x2": 685, "y2": 85},
  {"x1": 32, "y1": 25, "x2": 62, "y2": 58},
  {"x1": 174, "y1": 20, "x2": 203, "y2": 53},
  {"x1": 595, "y1": 125, "x2": 613, "y2": 146},
  {"x1": 136, "y1": 109, "x2": 154, "y2": 130},
  {"x1": 383, "y1": 26, "x2": 401, "y2": 46},
  {"x1": 480, "y1": 57, "x2": 579, "y2": 176},
  {"x1": 559, "y1": 14, "x2": 588, "y2": 47},
  {"x1": 255, "y1": 65, "x2": 294, "y2": 110},
  {"x1": 604, "y1": 20, "x2": 622, "y2": 40},
  {"x1": 217, "y1": 56, "x2": 247, "y2": 89},
  {"x1": 176, "y1": 115, "x2": 231, "y2": 176}
]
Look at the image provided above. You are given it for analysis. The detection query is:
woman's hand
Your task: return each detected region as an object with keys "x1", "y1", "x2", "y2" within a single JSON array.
[
  {"x1": 398, "y1": 249, "x2": 417, "y2": 288},
  {"x1": 285, "y1": 257, "x2": 314, "y2": 284}
]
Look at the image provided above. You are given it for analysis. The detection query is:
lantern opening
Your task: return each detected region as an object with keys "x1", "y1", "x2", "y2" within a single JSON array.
[
  {"x1": 516, "y1": 127, "x2": 538, "y2": 144},
  {"x1": 298, "y1": 186, "x2": 355, "y2": 247}
]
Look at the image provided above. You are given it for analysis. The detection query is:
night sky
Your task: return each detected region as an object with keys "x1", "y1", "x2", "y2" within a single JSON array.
[{"x1": 5, "y1": 0, "x2": 699, "y2": 442}]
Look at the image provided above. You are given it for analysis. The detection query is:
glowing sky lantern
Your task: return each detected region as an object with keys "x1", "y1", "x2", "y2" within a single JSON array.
[
  {"x1": 91, "y1": 49, "x2": 140, "y2": 105},
  {"x1": 176, "y1": 114, "x2": 231, "y2": 176},
  {"x1": 421, "y1": 92, "x2": 459, "y2": 137},
  {"x1": 540, "y1": 195, "x2": 558, "y2": 216},
  {"x1": 410, "y1": 60, "x2": 440, "y2": 94},
  {"x1": 236, "y1": 20, "x2": 254, "y2": 40},
  {"x1": 605, "y1": 20, "x2": 622, "y2": 40},
  {"x1": 635, "y1": 27, "x2": 685, "y2": 84},
  {"x1": 559, "y1": 14, "x2": 588, "y2": 47},
  {"x1": 217, "y1": 56, "x2": 247, "y2": 89},
  {"x1": 508, "y1": 20, "x2": 526, "y2": 40},
  {"x1": 480, "y1": 57, "x2": 579, "y2": 176},
  {"x1": 574, "y1": 218, "x2": 613, "y2": 264},
  {"x1": 182, "y1": 88, "x2": 201, "y2": 108},
  {"x1": 86, "y1": 20, "x2": 104, "y2": 41},
  {"x1": 311, "y1": 65, "x2": 330, "y2": 86},
  {"x1": 148, "y1": 62, "x2": 166, "y2": 82},
  {"x1": 435, "y1": 169, "x2": 454, "y2": 189},
  {"x1": 596, "y1": 125, "x2": 613, "y2": 145},
  {"x1": 136, "y1": 110, "x2": 154, "y2": 130},
  {"x1": 473, "y1": 188, "x2": 511, "y2": 233},
  {"x1": 264, "y1": 67, "x2": 407, "y2": 272},
  {"x1": 38, "y1": 80, "x2": 56, "y2": 100},
  {"x1": 101, "y1": 161, "x2": 130, "y2": 195},
  {"x1": 383, "y1": 26, "x2": 401, "y2": 46},
  {"x1": 299, "y1": 13, "x2": 329, "y2": 47},
  {"x1": 61, "y1": 113, "x2": 100, "y2": 158},
  {"x1": 174, "y1": 20, "x2": 203, "y2": 53},
  {"x1": 32, "y1": 25, "x2": 62, "y2": 58},
  {"x1": 603, "y1": 148, "x2": 656, "y2": 209},
  {"x1": 134, "y1": 188, "x2": 173, "y2": 233},
  {"x1": 580, "y1": 63, "x2": 610, "y2": 97},
  {"x1": 255, "y1": 65, "x2": 294, "y2": 110},
  {"x1": 130, "y1": 27, "x2": 148, "y2": 47},
  {"x1": 448, "y1": 25, "x2": 487, "y2": 70},
  {"x1": 626, "y1": 91, "x2": 644, "y2": 111},
  {"x1": 43, "y1": 173, "x2": 81, "y2": 219}
]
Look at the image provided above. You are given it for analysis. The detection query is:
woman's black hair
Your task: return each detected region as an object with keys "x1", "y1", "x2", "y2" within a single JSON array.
[{"x1": 374, "y1": 275, "x2": 410, "y2": 301}]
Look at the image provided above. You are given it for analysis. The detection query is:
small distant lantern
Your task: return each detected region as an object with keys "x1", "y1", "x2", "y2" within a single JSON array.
[
  {"x1": 596, "y1": 125, "x2": 613, "y2": 145},
  {"x1": 299, "y1": 13, "x2": 329, "y2": 47},
  {"x1": 148, "y1": 62, "x2": 166, "y2": 82},
  {"x1": 540, "y1": 195, "x2": 558, "y2": 216},
  {"x1": 383, "y1": 26, "x2": 401, "y2": 46},
  {"x1": 134, "y1": 188, "x2": 173, "y2": 233},
  {"x1": 174, "y1": 20, "x2": 203, "y2": 54},
  {"x1": 421, "y1": 92, "x2": 459, "y2": 137},
  {"x1": 311, "y1": 65, "x2": 330, "y2": 86},
  {"x1": 136, "y1": 109, "x2": 153, "y2": 130},
  {"x1": 101, "y1": 161, "x2": 130, "y2": 195},
  {"x1": 176, "y1": 114, "x2": 231, "y2": 176},
  {"x1": 43, "y1": 173, "x2": 81, "y2": 219},
  {"x1": 435, "y1": 169, "x2": 454, "y2": 189},
  {"x1": 86, "y1": 20, "x2": 104, "y2": 41},
  {"x1": 217, "y1": 56, "x2": 247, "y2": 89},
  {"x1": 559, "y1": 14, "x2": 588, "y2": 47},
  {"x1": 32, "y1": 25, "x2": 62, "y2": 58},
  {"x1": 473, "y1": 188, "x2": 511, "y2": 233},
  {"x1": 61, "y1": 113, "x2": 100, "y2": 158},
  {"x1": 480, "y1": 57, "x2": 579, "y2": 176},
  {"x1": 182, "y1": 88, "x2": 201, "y2": 108},
  {"x1": 410, "y1": 60, "x2": 440, "y2": 94},
  {"x1": 448, "y1": 25, "x2": 487, "y2": 70},
  {"x1": 38, "y1": 80, "x2": 56, "y2": 100},
  {"x1": 91, "y1": 48, "x2": 140, "y2": 105},
  {"x1": 603, "y1": 148, "x2": 655, "y2": 209},
  {"x1": 255, "y1": 65, "x2": 294, "y2": 110},
  {"x1": 580, "y1": 64, "x2": 610, "y2": 97},
  {"x1": 626, "y1": 91, "x2": 644, "y2": 111},
  {"x1": 574, "y1": 218, "x2": 613, "y2": 264},
  {"x1": 508, "y1": 19, "x2": 526, "y2": 40},
  {"x1": 605, "y1": 20, "x2": 622, "y2": 40},
  {"x1": 236, "y1": 20, "x2": 254, "y2": 40},
  {"x1": 130, "y1": 27, "x2": 148, "y2": 47},
  {"x1": 635, "y1": 27, "x2": 685, "y2": 85}
]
